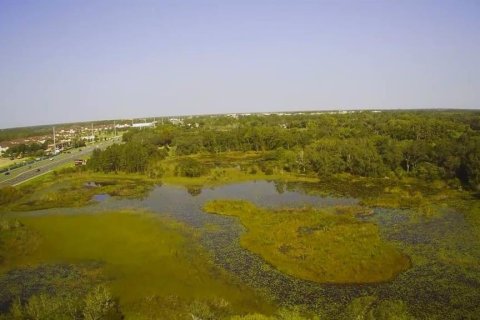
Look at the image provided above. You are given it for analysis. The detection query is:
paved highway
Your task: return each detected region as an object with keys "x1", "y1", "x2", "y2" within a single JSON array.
[{"x1": 0, "y1": 137, "x2": 121, "y2": 187}]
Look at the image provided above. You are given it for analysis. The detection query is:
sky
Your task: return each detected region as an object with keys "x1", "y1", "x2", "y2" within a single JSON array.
[{"x1": 0, "y1": 0, "x2": 479, "y2": 128}]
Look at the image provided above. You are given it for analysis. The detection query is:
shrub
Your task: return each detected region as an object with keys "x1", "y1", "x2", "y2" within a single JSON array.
[
  {"x1": 175, "y1": 158, "x2": 208, "y2": 177},
  {"x1": 83, "y1": 285, "x2": 122, "y2": 320}
]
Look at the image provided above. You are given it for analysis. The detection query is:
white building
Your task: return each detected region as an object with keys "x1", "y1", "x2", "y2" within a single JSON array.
[
  {"x1": 132, "y1": 122, "x2": 155, "y2": 128},
  {"x1": 169, "y1": 118, "x2": 184, "y2": 125},
  {"x1": 0, "y1": 145, "x2": 9, "y2": 155},
  {"x1": 82, "y1": 135, "x2": 95, "y2": 142}
]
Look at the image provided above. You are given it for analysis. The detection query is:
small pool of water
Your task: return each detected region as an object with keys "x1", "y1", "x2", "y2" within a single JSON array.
[{"x1": 92, "y1": 194, "x2": 110, "y2": 202}]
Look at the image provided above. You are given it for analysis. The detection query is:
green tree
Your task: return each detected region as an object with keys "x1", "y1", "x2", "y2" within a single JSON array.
[{"x1": 175, "y1": 158, "x2": 208, "y2": 177}]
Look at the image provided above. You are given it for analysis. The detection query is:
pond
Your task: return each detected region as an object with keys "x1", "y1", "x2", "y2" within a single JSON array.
[{"x1": 9, "y1": 180, "x2": 480, "y2": 318}]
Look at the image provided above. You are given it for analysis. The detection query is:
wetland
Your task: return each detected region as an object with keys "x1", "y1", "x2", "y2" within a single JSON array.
[
  {"x1": 1, "y1": 177, "x2": 480, "y2": 319},
  {"x1": 1, "y1": 111, "x2": 480, "y2": 319}
]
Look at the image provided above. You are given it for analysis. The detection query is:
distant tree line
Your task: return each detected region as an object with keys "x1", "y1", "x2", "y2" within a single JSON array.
[
  {"x1": 0, "y1": 126, "x2": 52, "y2": 144},
  {"x1": 2, "y1": 138, "x2": 87, "y2": 159},
  {"x1": 87, "y1": 142, "x2": 167, "y2": 178},
  {"x1": 2, "y1": 142, "x2": 49, "y2": 158},
  {"x1": 88, "y1": 111, "x2": 480, "y2": 189}
]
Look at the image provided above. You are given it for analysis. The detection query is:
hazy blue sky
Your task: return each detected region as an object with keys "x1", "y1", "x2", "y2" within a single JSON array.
[{"x1": 0, "y1": 0, "x2": 479, "y2": 128}]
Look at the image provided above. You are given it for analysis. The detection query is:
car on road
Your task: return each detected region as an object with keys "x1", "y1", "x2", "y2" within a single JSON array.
[
  {"x1": 4, "y1": 171, "x2": 10, "y2": 175},
  {"x1": 36, "y1": 168, "x2": 41, "y2": 172}
]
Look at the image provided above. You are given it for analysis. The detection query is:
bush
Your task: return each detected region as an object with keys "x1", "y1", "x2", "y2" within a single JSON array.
[
  {"x1": 0, "y1": 186, "x2": 23, "y2": 205},
  {"x1": 263, "y1": 166, "x2": 274, "y2": 175},
  {"x1": 6, "y1": 286, "x2": 122, "y2": 320},
  {"x1": 147, "y1": 162, "x2": 165, "y2": 179},
  {"x1": 83, "y1": 285, "x2": 122, "y2": 320},
  {"x1": 413, "y1": 162, "x2": 445, "y2": 181},
  {"x1": 175, "y1": 158, "x2": 208, "y2": 177}
]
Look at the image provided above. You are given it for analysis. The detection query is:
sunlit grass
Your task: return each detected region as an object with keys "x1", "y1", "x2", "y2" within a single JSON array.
[{"x1": 203, "y1": 200, "x2": 411, "y2": 283}]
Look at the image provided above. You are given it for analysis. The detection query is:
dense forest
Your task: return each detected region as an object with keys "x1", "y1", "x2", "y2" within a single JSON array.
[{"x1": 88, "y1": 111, "x2": 480, "y2": 189}]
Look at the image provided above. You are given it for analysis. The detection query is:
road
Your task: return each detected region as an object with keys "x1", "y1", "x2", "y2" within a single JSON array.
[{"x1": 0, "y1": 137, "x2": 121, "y2": 187}]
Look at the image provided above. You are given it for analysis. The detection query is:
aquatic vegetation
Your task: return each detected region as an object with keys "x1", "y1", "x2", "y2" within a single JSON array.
[
  {"x1": 203, "y1": 200, "x2": 410, "y2": 283},
  {"x1": 342, "y1": 296, "x2": 413, "y2": 320},
  {"x1": 4, "y1": 285, "x2": 122, "y2": 320},
  {"x1": 2, "y1": 177, "x2": 479, "y2": 318},
  {"x1": 0, "y1": 263, "x2": 105, "y2": 314},
  {"x1": 160, "y1": 152, "x2": 319, "y2": 187},
  {"x1": 1, "y1": 172, "x2": 157, "y2": 211},
  {"x1": 229, "y1": 307, "x2": 314, "y2": 320},
  {"x1": 0, "y1": 211, "x2": 273, "y2": 317},
  {"x1": 0, "y1": 219, "x2": 39, "y2": 270}
]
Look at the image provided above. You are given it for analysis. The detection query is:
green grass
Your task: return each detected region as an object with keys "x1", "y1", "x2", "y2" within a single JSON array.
[
  {"x1": 0, "y1": 158, "x2": 21, "y2": 170},
  {"x1": 0, "y1": 211, "x2": 273, "y2": 317},
  {"x1": 2, "y1": 171, "x2": 157, "y2": 211},
  {"x1": 162, "y1": 166, "x2": 318, "y2": 187},
  {"x1": 203, "y1": 200, "x2": 411, "y2": 284},
  {"x1": 160, "y1": 152, "x2": 319, "y2": 187}
]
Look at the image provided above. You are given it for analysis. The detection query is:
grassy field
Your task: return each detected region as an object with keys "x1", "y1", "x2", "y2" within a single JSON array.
[
  {"x1": 0, "y1": 158, "x2": 21, "y2": 169},
  {"x1": 0, "y1": 211, "x2": 274, "y2": 318},
  {"x1": 203, "y1": 200, "x2": 410, "y2": 284}
]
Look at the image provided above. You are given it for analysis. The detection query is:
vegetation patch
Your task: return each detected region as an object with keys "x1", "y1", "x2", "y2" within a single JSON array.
[
  {"x1": 0, "y1": 211, "x2": 273, "y2": 318},
  {"x1": 203, "y1": 200, "x2": 410, "y2": 284},
  {"x1": 0, "y1": 263, "x2": 111, "y2": 317},
  {"x1": 0, "y1": 218, "x2": 39, "y2": 270},
  {"x1": 0, "y1": 172, "x2": 157, "y2": 211},
  {"x1": 161, "y1": 153, "x2": 318, "y2": 188}
]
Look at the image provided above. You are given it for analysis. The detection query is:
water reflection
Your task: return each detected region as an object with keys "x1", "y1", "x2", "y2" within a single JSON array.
[
  {"x1": 92, "y1": 194, "x2": 110, "y2": 202},
  {"x1": 13, "y1": 180, "x2": 480, "y2": 316}
]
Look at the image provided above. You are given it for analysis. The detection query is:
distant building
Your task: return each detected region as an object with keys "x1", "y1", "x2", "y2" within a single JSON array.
[
  {"x1": 169, "y1": 118, "x2": 184, "y2": 125},
  {"x1": 82, "y1": 135, "x2": 95, "y2": 142},
  {"x1": 115, "y1": 124, "x2": 131, "y2": 128},
  {"x1": 0, "y1": 145, "x2": 9, "y2": 155},
  {"x1": 132, "y1": 122, "x2": 155, "y2": 128}
]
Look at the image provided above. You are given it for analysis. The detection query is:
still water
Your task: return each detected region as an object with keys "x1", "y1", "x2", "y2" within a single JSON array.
[{"x1": 15, "y1": 180, "x2": 480, "y2": 316}]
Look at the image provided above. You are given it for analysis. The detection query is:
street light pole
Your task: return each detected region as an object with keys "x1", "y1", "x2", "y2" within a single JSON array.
[{"x1": 53, "y1": 126, "x2": 56, "y2": 155}]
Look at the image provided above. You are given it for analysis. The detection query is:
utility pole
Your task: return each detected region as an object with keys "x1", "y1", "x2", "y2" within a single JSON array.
[
  {"x1": 53, "y1": 127, "x2": 56, "y2": 155},
  {"x1": 114, "y1": 120, "x2": 117, "y2": 136}
]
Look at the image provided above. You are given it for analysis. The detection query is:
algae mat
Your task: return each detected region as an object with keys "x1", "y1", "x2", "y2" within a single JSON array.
[{"x1": 0, "y1": 211, "x2": 272, "y2": 315}]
